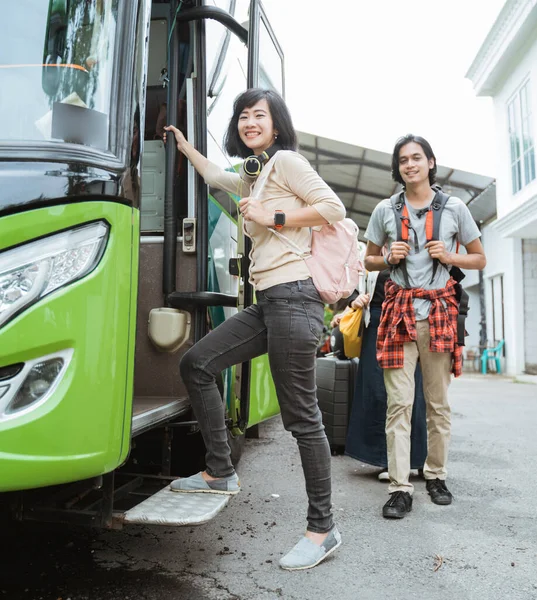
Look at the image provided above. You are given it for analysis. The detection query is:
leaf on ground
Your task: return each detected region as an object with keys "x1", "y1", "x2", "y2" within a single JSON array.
[{"x1": 433, "y1": 554, "x2": 444, "y2": 572}]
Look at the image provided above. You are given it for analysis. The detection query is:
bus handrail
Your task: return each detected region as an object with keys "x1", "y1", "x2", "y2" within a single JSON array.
[
  {"x1": 167, "y1": 291, "x2": 238, "y2": 311},
  {"x1": 174, "y1": 6, "x2": 248, "y2": 44}
]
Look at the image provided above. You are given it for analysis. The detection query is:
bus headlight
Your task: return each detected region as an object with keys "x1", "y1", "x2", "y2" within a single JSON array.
[
  {"x1": 0, "y1": 350, "x2": 73, "y2": 419},
  {"x1": 6, "y1": 357, "x2": 65, "y2": 414},
  {"x1": 0, "y1": 222, "x2": 109, "y2": 328}
]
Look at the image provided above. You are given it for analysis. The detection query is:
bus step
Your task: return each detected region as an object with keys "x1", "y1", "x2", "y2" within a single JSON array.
[{"x1": 123, "y1": 485, "x2": 230, "y2": 526}]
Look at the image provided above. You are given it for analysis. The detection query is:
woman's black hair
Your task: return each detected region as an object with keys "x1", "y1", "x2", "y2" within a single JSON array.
[
  {"x1": 224, "y1": 88, "x2": 298, "y2": 158},
  {"x1": 391, "y1": 134, "x2": 437, "y2": 187}
]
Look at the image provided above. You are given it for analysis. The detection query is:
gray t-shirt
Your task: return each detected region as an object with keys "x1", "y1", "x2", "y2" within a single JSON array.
[{"x1": 365, "y1": 195, "x2": 481, "y2": 320}]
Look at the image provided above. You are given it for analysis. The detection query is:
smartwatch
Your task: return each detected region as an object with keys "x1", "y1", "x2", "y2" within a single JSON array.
[{"x1": 274, "y1": 210, "x2": 285, "y2": 230}]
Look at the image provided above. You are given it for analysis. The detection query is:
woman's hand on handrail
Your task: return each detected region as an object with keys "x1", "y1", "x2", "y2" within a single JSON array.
[{"x1": 164, "y1": 125, "x2": 209, "y2": 176}]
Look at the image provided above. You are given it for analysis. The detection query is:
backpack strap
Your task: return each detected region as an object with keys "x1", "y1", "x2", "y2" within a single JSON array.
[
  {"x1": 390, "y1": 192, "x2": 411, "y2": 288},
  {"x1": 430, "y1": 190, "x2": 469, "y2": 346},
  {"x1": 430, "y1": 190, "x2": 464, "y2": 279},
  {"x1": 390, "y1": 191, "x2": 405, "y2": 241},
  {"x1": 250, "y1": 151, "x2": 279, "y2": 200},
  {"x1": 428, "y1": 190, "x2": 450, "y2": 284},
  {"x1": 430, "y1": 190, "x2": 450, "y2": 241},
  {"x1": 268, "y1": 226, "x2": 309, "y2": 258}
]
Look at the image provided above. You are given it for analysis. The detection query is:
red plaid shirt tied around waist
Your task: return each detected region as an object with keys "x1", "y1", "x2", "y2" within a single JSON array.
[{"x1": 377, "y1": 277, "x2": 463, "y2": 377}]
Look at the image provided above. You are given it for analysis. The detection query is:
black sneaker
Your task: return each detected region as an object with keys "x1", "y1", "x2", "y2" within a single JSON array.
[
  {"x1": 426, "y1": 478, "x2": 453, "y2": 505},
  {"x1": 382, "y1": 491, "x2": 413, "y2": 519}
]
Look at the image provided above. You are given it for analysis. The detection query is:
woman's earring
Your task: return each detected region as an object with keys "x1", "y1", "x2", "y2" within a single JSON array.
[{"x1": 274, "y1": 133, "x2": 278, "y2": 140}]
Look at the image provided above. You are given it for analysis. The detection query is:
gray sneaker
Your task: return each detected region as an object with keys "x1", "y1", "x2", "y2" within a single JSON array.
[
  {"x1": 169, "y1": 471, "x2": 240, "y2": 495},
  {"x1": 279, "y1": 526, "x2": 342, "y2": 571}
]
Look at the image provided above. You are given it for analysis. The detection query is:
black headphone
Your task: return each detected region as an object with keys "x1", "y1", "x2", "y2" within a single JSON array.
[{"x1": 242, "y1": 144, "x2": 281, "y2": 177}]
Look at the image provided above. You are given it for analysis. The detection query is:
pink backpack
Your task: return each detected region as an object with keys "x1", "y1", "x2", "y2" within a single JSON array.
[
  {"x1": 251, "y1": 152, "x2": 363, "y2": 304},
  {"x1": 270, "y1": 219, "x2": 362, "y2": 303}
]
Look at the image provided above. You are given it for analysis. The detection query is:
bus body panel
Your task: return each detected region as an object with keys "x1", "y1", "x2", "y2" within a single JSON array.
[
  {"x1": 121, "y1": 207, "x2": 140, "y2": 459},
  {"x1": 0, "y1": 202, "x2": 138, "y2": 492}
]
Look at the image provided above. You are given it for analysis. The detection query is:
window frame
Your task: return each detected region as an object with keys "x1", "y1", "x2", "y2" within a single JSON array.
[
  {"x1": 247, "y1": 0, "x2": 285, "y2": 97},
  {"x1": 507, "y1": 77, "x2": 536, "y2": 195}
]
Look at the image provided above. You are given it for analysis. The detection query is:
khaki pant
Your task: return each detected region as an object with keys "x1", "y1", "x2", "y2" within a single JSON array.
[{"x1": 384, "y1": 320, "x2": 452, "y2": 494}]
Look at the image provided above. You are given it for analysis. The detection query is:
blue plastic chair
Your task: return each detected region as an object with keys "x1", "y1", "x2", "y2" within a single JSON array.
[{"x1": 481, "y1": 340, "x2": 505, "y2": 374}]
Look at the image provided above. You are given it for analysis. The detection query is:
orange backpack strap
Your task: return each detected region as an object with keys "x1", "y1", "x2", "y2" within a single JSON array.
[
  {"x1": 401, "y1": 205, "x2": 410, "y2": 241},
  {"x1": 390, "y1": 192, "x2": 411, "y2": 288},
  {"x1": 425, "y1": 208, "x2": 434, "y2": 242}
]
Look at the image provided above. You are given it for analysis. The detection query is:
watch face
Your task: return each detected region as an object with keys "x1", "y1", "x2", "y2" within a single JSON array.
[{"x1": 274, "y1": 212, "x2": 285, "y2": 226}]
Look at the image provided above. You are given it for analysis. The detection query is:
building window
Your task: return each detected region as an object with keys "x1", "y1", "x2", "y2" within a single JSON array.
[{"x1": 508, "y1": 80, "x2": 536, "y2": 194}]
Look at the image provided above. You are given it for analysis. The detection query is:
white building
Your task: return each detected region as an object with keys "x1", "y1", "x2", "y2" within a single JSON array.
[{"x1": 467, "y1": 0, "x2": 537, "y2": 375}]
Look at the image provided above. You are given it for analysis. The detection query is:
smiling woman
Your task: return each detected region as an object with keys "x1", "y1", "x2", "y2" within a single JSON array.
[{"x1": 164, "y1": 87, "x2": 347, "y2": 571}]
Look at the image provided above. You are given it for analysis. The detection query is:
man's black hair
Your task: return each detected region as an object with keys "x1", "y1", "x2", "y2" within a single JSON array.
[
  {"x1": 224, "y1": 88, "x2": 298, "y2": 158},
  {"x1": 391, "y1": 134, "x2": 437, "y2": 187}
]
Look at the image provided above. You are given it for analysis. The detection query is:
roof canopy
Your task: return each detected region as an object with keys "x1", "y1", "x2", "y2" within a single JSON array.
[{"x1": 298, "y1": 132, "x2": 496, "y2": 239}]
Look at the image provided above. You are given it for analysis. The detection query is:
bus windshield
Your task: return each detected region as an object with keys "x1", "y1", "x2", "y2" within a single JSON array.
[{"x1": 0, "y1": 0, "x2": 119, "y2": 153}]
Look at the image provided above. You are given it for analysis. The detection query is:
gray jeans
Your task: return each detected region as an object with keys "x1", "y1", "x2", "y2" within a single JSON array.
[{"x1": 180, "y1": 278, "x2": 333, "y2": 533}]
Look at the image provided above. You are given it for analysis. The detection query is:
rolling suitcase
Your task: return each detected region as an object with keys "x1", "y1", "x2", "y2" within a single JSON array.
[{"x1": 316, "y1": 355, "x2": 359, "y2": 453}]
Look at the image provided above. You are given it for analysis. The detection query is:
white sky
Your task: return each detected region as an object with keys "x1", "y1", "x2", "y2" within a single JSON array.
[{"x1": 261, "y1": 0, "x2": 506, "y2": 176}]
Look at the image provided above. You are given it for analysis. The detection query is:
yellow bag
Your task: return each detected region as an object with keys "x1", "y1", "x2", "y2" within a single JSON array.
[{"x1": 339, "y1": 307, "x2": 365, "y2": 358}]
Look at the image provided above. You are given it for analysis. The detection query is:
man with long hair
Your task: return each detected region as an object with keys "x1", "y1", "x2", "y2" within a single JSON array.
[{"x1": 364, "y1": 134, "x2": 486, "y2": 519}]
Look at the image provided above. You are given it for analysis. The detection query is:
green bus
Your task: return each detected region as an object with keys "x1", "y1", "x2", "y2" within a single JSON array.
[{"x1": 0, "y1": 0, "x2": 284, "y2": 527}]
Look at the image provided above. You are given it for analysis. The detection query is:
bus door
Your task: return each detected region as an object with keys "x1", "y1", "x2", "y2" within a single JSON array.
[
  {"x1": 130, "y1": 3, "x2": 192, "y2": 440},
  {"x1": 132, "y1": 1, "x2": 251, "y2": 438}
]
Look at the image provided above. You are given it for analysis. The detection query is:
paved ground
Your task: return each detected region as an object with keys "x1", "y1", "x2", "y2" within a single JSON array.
[{"x1": 3, "y1": 374, "x2": 537, "y2": 600}]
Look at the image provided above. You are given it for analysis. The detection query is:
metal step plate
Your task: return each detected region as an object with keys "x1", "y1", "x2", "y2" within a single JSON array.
[
  {"x1": 131, "y1": 397, "x2": 190, "y2": 436},
  {"x1": 123, "y1": 486, "x2": 230, "y2": 526}
]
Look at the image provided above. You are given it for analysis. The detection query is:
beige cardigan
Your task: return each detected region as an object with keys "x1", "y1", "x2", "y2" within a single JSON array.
[{"x1": 202, "y1": 150, "x2": 346, "y2": 291}]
